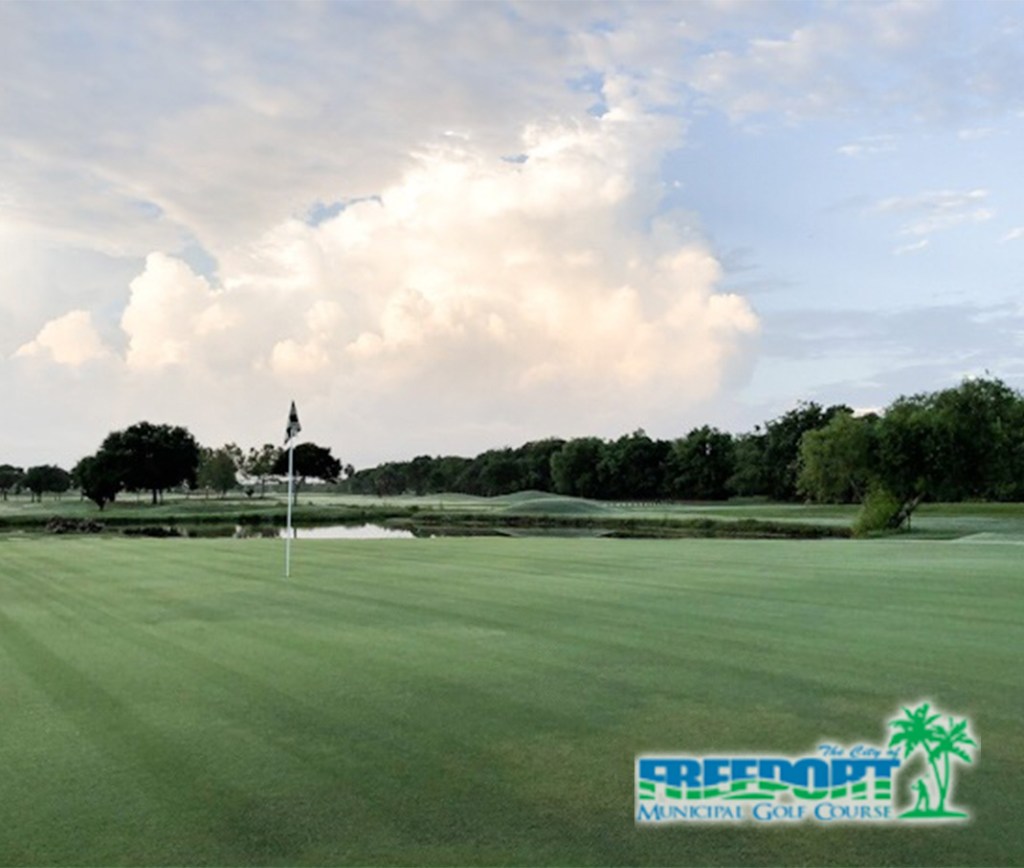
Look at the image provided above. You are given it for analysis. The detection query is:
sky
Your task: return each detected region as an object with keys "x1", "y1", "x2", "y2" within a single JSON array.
[{"x1": 3, "y1": 0, "x2": 1024, "y2": 471}]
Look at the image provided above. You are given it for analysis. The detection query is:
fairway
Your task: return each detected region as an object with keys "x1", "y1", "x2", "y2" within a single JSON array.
[{"x1": 0, "y1": 537, "x2": 1020, "y2": 866}]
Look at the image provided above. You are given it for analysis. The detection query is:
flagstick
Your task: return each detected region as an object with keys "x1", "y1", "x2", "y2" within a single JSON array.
[{"x1": 285, "y1": 439, "x2": 295, "y2": 578}]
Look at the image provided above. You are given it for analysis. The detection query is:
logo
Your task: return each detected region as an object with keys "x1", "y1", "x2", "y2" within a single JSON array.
[{"x1": 636, "y1": 701, "x2": 977, "y2": 825}]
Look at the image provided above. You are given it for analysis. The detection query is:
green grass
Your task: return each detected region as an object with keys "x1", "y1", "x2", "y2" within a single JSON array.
[
  {"x1": 0, "y1": 494, "x2": 417, "y2": 530},
  {"x1": 8, "y1": 491, "x2": 1024, "y2": 541},
  {"x1": 0, "y1": 492, "x2": 852, "y2": 538},
  {"x1": 0, "y1": 536, "x2": 1019, "y2": 866}
]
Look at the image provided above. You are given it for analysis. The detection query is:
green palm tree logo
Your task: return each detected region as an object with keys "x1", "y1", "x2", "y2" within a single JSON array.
[{"x1": 889, "y1": 702, "x2": 978, "y2": 819}]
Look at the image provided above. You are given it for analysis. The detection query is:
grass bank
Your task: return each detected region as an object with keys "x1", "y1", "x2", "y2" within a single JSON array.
[
  {"x1": 395, "y1": 511, "x2": 850, "y2": 539},
  {"x1": 0, "y1": 496, "x2": 415, "y2": 530},
  {"x1": 0, "y1": 493, "x2": 851, "y2": 539},
  {"x1": 5, "y1": 493, "x2": 1024, "y2": 541}
]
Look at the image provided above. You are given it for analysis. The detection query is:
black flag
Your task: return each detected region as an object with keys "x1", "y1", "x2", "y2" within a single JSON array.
[{"x1": 285, "y1": 401, "x2": 301, "y2": 444}]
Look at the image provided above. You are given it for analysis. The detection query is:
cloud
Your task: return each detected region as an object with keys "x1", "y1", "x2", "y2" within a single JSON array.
[
  {"x1": 894, "y1": 238, "x2": 929, "y2": 255},
  {"x1": 10, "y1": 2, "x2": 1023, "y2": 470},
  {"x1": 837, "y1": 134, "x2": 897, "y2": 157},
  {"x1": 677, "y1": 2, "x2": 1024, "y2": 125},
  {"x1": 752, "y1": 300, "x2": 1024, "y2": 417},
  {"x1": 762, "y1": 301, "x2": 1024, "y2": 365},
  {"x1": 872, "y1": 188, "x2": 994, "y2": 238},
  {"x1": 17, "y1": 99, "x2": 758, "y2": 460},
  {"x1": 1000, "y1": 227, "x2": 1024, "y2": 242},
  {"x1": 958, "y1": 126, "x2": 994, "y2": 140},
  {"x1": 121, "y1": 253, "x2": 228, "y2": 370},
  {"x1": 682, "y1": 3, "x2": 946, "y2": 121},
  {"x1": 179, "y1": 110, "x2": 756, "y2": 395},
  {"x1": 690, "y1": 23, "x2": 857, "y2": 119},
  {"x1": 14, "y1": 310, "x2": 110, "y2": 366},
  {"x1": 270, "y1": 301, "x2": 344, "y2": 377},
  {"x1": 0, "y1": 1, "x2": 606, "y2": 260}
]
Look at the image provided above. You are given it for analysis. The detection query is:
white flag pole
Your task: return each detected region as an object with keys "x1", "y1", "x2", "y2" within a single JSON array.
[
  {"x1": 285, "y1": 439, "x2": 295, "y2": 578},
  {"x1": 284, "y1": 400, "x2": 301, "y2": 578}
]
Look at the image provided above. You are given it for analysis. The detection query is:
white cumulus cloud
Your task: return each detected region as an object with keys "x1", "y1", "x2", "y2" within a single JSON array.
[
  {"x1": 14, "y1": 310, "x2": 110, "y2": 366},
  {"x1": 22, "y1": 102, "x2": 759, "y2": 456},
  {"x1": 121, "y1": 253, "x2": 226, "y2": 370},
  {"x1": 245, "y1": 111, "x2": 761, "y2": 406}
]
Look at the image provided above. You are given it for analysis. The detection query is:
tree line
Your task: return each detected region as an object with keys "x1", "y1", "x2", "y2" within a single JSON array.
[
  {"x1": 343, "y1": 408, "x2": 843, "y2": 501},
  {"x1": 1, "y1": 423, "x2": 347, "y2": 510},
  {"x1": 344, "y1": 377, "x2": 1024, "y2": 528},
  {"x1": 4, "y1": 378, "x2": 1023, "y2": 528}
]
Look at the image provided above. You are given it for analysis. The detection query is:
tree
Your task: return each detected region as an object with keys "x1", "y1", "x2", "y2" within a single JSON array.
[
  {"x1": 373, "y1": 463, "x2": 407, "y2": 497},
  {"x1": 0, "y1": 464, "x2": 23, "y2": 500},
  {"x1": 101, "y1": 422, "x2": 201, "y2": 504},
  {"x1": 516, "y1": 439, "x2": 566, "y2": 492},
  {"x1": 727, "y1": 431, "x2": 766, "y2": 497},
  {"x1": 22, "y1": 465, "x2": 71, "y2": 502},
  {"x1": 432, "y1": 456, "x2": 472, "y2": 493},
  {"x1": 859, "y1": 377, "x2": 1024, "y2": 528},
  {"x1": 761, "y1": 402, "x2": 851, "y2": 501},
  {"x1": 474, "y1": 449, "x2": 522, "y2": 497},
  {"x1": 889, "y1": 702, "x2": 976, "y2": 818},
  {"x1": 797, "y1": 411, "x2": 876, "y2": 503},
  {"x1": 196, "y1": 447, "x2": 238, "y2": 497},
  {"x1": 667, "y1": 426, "x2": 735, "y2": 500},
  {"x1": 550, "y1": 437, "x2": 607, "y2": 499},
  {"x1": 874, "y1": 377, "x2": 1024, "y2": 505},
  {"x1": 928, "y1": 716, "x2": 977, "y2": 814},
  {"x1": 407, "y1": 455, "x2": 438, "y2": 496},
  {"x1": 273, "y1": 442, "x2": 342, "y2": 499},
  {"x1": 925, "y1": 377, "x2": 1023, "y2": 501},
  {"x1": 871, "y1": 395, "x2": 943, "y2": 528},
  {"x1": 598, "y1": 430, "x2": 670, "y2": 499},
  {"x1": 243, "y1": 443, "x2": 281, "y2": 497},
  {"x1": 72, "y1": 451, "x2": 124, "y2": 510}
]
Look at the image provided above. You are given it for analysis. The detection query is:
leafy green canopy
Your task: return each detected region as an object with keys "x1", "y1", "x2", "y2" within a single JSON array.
[
  {"x1": 797, "y1": 378, "x2": 1024, "y2": 531},
  {"x1": 71, "y1": 422, "x2": 201, "y2": 507}
]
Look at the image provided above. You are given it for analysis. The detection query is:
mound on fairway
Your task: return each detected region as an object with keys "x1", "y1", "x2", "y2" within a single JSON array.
[
  {"x1": 487, "y1": 489, "x2": 556, "y2": 504},
  {"x1": 499, "y1": 496, "x2": 609, "y2": 516}
]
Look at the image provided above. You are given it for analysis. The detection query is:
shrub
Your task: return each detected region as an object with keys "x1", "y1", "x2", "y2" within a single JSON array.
[{"x1": 853, "y1": 485, "x2": 904, "y2": 536}]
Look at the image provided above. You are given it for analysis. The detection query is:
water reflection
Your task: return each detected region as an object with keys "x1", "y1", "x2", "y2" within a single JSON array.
[
  {"x1": 190, "y1": 523, "x2": 600, "y2": 540},
  {"x1": 174, "y1": 522, "x2": 415, "y2": 539},
  {"x1": 274, "y1": 524, "x2": 415, "y2": 540}
]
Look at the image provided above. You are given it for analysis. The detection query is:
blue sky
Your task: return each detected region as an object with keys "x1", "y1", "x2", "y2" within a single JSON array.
[{"x1": 3, "y1": 1, "x2": 1023, "y2": 469}]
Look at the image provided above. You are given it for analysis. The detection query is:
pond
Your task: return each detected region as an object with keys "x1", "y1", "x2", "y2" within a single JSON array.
[
  {"x1": 275, "y1": 524, "x2": 415, "y2": 540},
  {"x1": 224, "y1": 524, "x2": 606, "y2": 539},
  {"x1": 176, "y1": 523, "x2": 416, "y2": 539},
  {"x1": 233, "y1": 524, "x2": 609, "y2": 540},
  {"x1": 4, "y1": 522, "x2": 609, "y2": 540}
]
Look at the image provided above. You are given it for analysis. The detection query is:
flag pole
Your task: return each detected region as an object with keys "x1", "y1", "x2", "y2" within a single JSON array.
[
  {"x1": 285, "y1": 439, "x2": 295, "y2": 578},
  {"x1": 283, "y1": 400, "x2": 301, "y2": 578}
]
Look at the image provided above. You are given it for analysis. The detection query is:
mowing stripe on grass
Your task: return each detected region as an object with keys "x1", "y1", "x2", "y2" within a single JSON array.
[{"x1": 0, "y1": 537, "x2": 1020, "y2": 866}]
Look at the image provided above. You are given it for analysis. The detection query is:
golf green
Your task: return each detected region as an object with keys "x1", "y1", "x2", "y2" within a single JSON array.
[{"x1": 0, "y1": 536, "x2": 1019, "y2": 865}]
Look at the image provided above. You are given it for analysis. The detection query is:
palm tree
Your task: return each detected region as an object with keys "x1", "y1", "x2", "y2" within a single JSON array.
[
  {"x1": 889, "y1": 703, "x2": 941, "y2": 760},
  {"x1": 889, "y1": 703, "x2": 942, "y2": 814},
  {"x1": 890, "y1": 703, "x2": 977, "y2": 817},
  {"x1": 928, "y1": 716, "x2": 977, "y2": 813}
]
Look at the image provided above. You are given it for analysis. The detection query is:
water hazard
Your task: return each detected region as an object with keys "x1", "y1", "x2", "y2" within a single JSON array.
[
  {"x1": 6, "y1": 520, "x2": 608, "y2": 540},
  {"x1": 276, "y1": 524, "x2": 414, "y2": 540}
]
